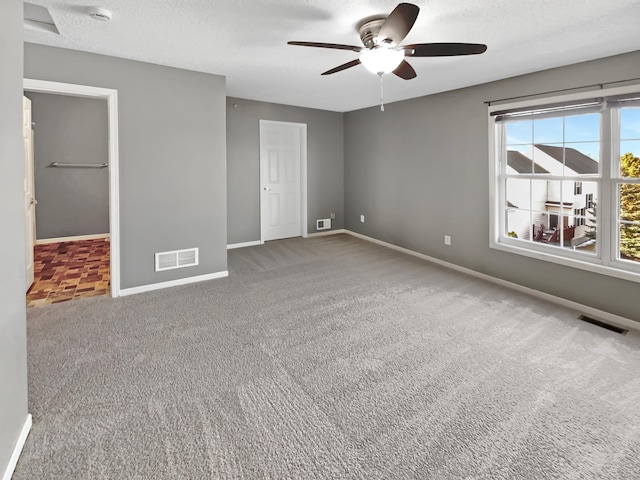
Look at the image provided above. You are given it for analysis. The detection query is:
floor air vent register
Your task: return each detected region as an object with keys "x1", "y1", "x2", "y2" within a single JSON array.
[{"x1": 577, "y1": 315, "x2": 628, "y2": 335}]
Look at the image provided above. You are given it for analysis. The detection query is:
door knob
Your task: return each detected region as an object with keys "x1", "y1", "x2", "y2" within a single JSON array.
[
  {"x1": 263, "y1": 187, "x2": 272, "y2": 191},
  {"x1": 30, "y1": 198, "x2": 38, "y2": 205}
]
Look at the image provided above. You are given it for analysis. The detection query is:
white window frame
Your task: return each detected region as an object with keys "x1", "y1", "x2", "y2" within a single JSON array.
[{"x1": 489, "y1": 84, "x2": 640, "y2": 283}]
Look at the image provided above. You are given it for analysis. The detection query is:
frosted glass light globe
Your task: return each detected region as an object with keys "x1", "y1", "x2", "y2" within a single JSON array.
[{"x1": 359, "y1": 48, "x2": 404, "y2": 75}]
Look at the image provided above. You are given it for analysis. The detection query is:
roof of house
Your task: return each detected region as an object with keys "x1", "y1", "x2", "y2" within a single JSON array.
[
  {"x1": 534, "y1": 144, "x2": 599, "y2": 174},
  {"x1": 507, "y1": 150, "x2": 549, "y2": 174}
]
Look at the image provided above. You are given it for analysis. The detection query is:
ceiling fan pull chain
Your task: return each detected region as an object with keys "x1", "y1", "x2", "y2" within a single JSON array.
[{"x1": 380, "y1": 73, "x2": 385, "y2": 112}]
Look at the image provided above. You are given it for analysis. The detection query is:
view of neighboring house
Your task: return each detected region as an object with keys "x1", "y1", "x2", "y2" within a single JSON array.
[{"x1": 506, "y1": 144, "x2": 598, "y2": 247}]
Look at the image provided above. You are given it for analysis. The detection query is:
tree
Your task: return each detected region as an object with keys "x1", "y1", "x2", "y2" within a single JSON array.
[{"x1": 619, "y1": 152, "x2": 640, "y2": 262}]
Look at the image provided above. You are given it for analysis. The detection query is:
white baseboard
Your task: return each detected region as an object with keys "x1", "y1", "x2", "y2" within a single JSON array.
[
  {"x1": 229, "y1": 231, "x2": 346, "y2": 247},
  {"x1": 227, "y1": 240, "x2": 261, "y2": 250},
  {"x1": 36, "y1": 233, "x2": 110, "y2": 245},
  {"x1": 344, "y1": 230, "x2": 639, "y2": 333},
  {"x1": 119, "y1": 271, "x2": 229, "y2": 297},
  {"x1": 307, "y1": 229, "x2": 347, "y2": 238},
  {"x1": 2, "y1": 414, "x2": 32, "y2": 480}
]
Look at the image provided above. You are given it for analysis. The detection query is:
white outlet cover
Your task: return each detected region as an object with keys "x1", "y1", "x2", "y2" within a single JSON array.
[{"x1": 360, "y1": 215, "x2": 365, "y2": 223}]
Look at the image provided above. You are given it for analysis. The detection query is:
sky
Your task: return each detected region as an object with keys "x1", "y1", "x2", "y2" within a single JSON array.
[
  {"x1": 621, "y1": 107, "x2": 640, "y2": 159},
  {"x1": 506, "y1": 107, "x2": 640, "y2": 163}
]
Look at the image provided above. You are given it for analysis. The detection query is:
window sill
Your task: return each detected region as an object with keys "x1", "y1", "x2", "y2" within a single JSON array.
[{"x1": 490, "y1": 239, "x2": 640, "y2": 284}]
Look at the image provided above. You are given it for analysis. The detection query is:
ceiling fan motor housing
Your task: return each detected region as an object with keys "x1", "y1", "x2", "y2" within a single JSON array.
[{"x1": 359, "y1": 19, "x2": 387, "y2": 49}]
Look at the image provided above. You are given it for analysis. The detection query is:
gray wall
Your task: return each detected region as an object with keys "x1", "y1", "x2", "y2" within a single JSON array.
[
  {"x1": 345, "y1": 50, "x2": 640, "y2": 322},
  {"x1": 227, "y1": 97, "x2": 344, "y2": 244},
  {"x1": 0, "y1": 0, "x2": 29, "y2": 476},
  {"x1": 25, "y1": 92, "x2": 109, "y2": 239},
  {"x1": 25, "y1": 44, "x2": 227, "y2": 289}
]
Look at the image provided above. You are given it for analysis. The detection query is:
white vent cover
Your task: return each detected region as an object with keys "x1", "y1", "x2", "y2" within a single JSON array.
[
  {"x1": 155, "y1": 248, "x2": 199, "y2": 272},
  {"x1": 316, "y1": 219, "x2": 331, "y2": 231}
]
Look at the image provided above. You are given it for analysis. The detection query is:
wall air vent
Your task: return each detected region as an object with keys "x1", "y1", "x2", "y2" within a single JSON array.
[
  {"x1": 155, "y1": 248, "x2": 199, "y2": 272},
  {"x1": 316, "y1": 219, "x2": 331, "y2": 231}
]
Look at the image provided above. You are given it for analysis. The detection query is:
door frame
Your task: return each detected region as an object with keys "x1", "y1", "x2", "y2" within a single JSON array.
[
  {"x1": 259, "y1": 120, "x2": 308, "y2": 244},
  {"x1": 23, "y1": 78, "x2": 121, "y2": 298}
]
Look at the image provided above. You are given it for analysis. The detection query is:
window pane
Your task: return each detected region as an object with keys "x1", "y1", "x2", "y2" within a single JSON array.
[
  {"x1": 567, "y1": 181, "x2": 597, "y2": 208},
  {"x1": 565, "y1": 113, "x2": 599, "y2": 142},
  {"x1": 621, "y1": 107, "x2": 640, "y2": 140},
  {"x1": 619, "y1": 183, "x2": 640, "y2": 223},
  {"x1": 506, "y1": 209, "x2": 530, "y2": 240},
  {"x1": 506, "y1": 178, "x2": 530, "y2": 210},
  {"x1": 620, "y1": 145, "x2": 640, "y2": 178},
  {"x1": 534, "y1": 117, "x2": 563, "y2": 144},
  {"x1": 506, "y1": 149, "x2": 534, "y2": 174},
  {"x1": 531, "y1": 180, "x2": 548, "y2": 212},
  {"x1": 570, "y1": 215, "x2": 597, "y2": 254},
  {"x1": 618, "y1": 183, "x2": 640, "y2": 263},
  {"x1": 532, "y1": 144, "x2": 563, "y2": 175},
  {"x1": 558, "y1": 215, "x2": 578, "y2": 250},
  {"x1": 506, "y1": 120, "x2": 532, "y2": 146},
  {"x1": 544, "y1": 180, "x2": 563, "y2": 211},
  {"x1": 563, "y1": 142, "x2": 599, "y2": 175},
  {"x1": 619, "y1": 223, "x2": 640, "y2": 263},
  {"x1": 531, "y1": 210, "x2": 546, "y2": 232}
]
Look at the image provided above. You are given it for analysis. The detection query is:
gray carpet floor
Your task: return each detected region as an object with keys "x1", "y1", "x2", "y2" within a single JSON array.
[{"x1": 15, "y1": 234, "x2": 640, "y2": 479}]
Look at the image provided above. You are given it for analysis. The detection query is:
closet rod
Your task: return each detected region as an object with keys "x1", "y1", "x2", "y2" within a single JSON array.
[{"x1": 49, "y1": 162, "x2": 108, "y2": 169}]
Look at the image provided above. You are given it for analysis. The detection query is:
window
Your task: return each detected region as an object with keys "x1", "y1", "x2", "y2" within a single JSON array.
[
  {"x1": 618, "y1": 105, "x2": 640, "y2": 265},
  {"x1": 574, "y1": 181, "x2": 582, "y2": 195},
  {"x1": 586, "y1": 193, "x2": 594, "y2": 209},
  {"x1": 490, "y1": 86, "x2": 640, "y2": 282}
]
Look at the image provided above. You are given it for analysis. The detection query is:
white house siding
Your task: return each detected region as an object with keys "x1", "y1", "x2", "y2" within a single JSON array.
[
  {"x1": 506, "y1": 165, "x2": 550, "y2": 240},
  {"x1": 506, "y1": 146, "x2": 599, "y2": 240},
  {"x1": 532, "y1": 147, "x2": 565, "y2": 176}
]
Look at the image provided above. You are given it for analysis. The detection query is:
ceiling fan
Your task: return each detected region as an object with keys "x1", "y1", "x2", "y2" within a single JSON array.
[{"x1": 288, "y1": 2, "x2": 487, "y2": 81}]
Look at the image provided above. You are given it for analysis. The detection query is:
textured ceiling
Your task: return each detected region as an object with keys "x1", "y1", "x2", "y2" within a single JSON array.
[{"x1": 24, "y1": 0, "x2": 640, "y2": 112}]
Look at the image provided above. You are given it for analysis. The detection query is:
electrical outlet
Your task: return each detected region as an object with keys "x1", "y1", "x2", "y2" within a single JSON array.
[
  {"x1": 444, "y1": 235, "x2": 451, "y2": 246},
  {"x1": 330, "y1": 212, "x2": 336, "y2": 220},
  {"x1": 360, "y1": 214, "x2": 365, "y2": 223}
]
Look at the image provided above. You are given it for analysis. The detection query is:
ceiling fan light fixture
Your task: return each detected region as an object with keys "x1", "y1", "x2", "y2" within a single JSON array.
[{"x1": 359, "y1": 48, "x2": 404, "y2": 75}]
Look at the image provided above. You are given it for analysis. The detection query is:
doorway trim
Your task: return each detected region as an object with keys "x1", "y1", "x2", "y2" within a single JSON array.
[
  {"x1": 259, "y1": 119, "x2": 308, "y2": 244},
  {"x1": 23, "y1": 79, "x2": 121, "y2": 297}
]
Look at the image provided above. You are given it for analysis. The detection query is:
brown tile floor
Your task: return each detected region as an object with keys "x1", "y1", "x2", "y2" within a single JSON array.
[{"x1": 26, "y1": 238, "x2": 110, "y2": 307}]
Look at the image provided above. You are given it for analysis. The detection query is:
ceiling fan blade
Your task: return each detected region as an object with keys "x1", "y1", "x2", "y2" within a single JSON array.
[
  {"x1": 378, "y1": 3, "x2": 420, "y2": 46},
  {"x1": 393, "y1": 60, "x2": 417, "y2": 80},
  {"x1": 288, "y1": 41, "x2": 362, "y2": 52},
  {"x1": 403, "y1": 43, "x2": 488, "y2": 57},
  {"x1": 321, "y1": 59, "x2": 362, "y2": 76}
]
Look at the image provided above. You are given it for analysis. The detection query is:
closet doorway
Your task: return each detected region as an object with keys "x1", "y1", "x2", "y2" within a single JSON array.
[{"x1": 23, "y1": 79, "x2": 121, "y2": 305}]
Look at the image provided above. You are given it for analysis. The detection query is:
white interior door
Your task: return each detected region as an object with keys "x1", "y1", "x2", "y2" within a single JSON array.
[
  {"x1": 23, "y1": 96, "x2": 36, "y2": 291},
  {"x1": 260, "y1": 121, "x2": 305, "y2": 242}
]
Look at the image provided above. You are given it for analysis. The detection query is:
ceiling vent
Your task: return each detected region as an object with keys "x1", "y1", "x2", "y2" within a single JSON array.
[
  {"x1": 155, "y1": 248, "x2": 199, "y2": 272},
  {"x1": 24, "y1": 2, "x2": 59, "y2": 35},
  {"x1": 88, "y1": 7, "x2": 112, "y2": 22}
]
